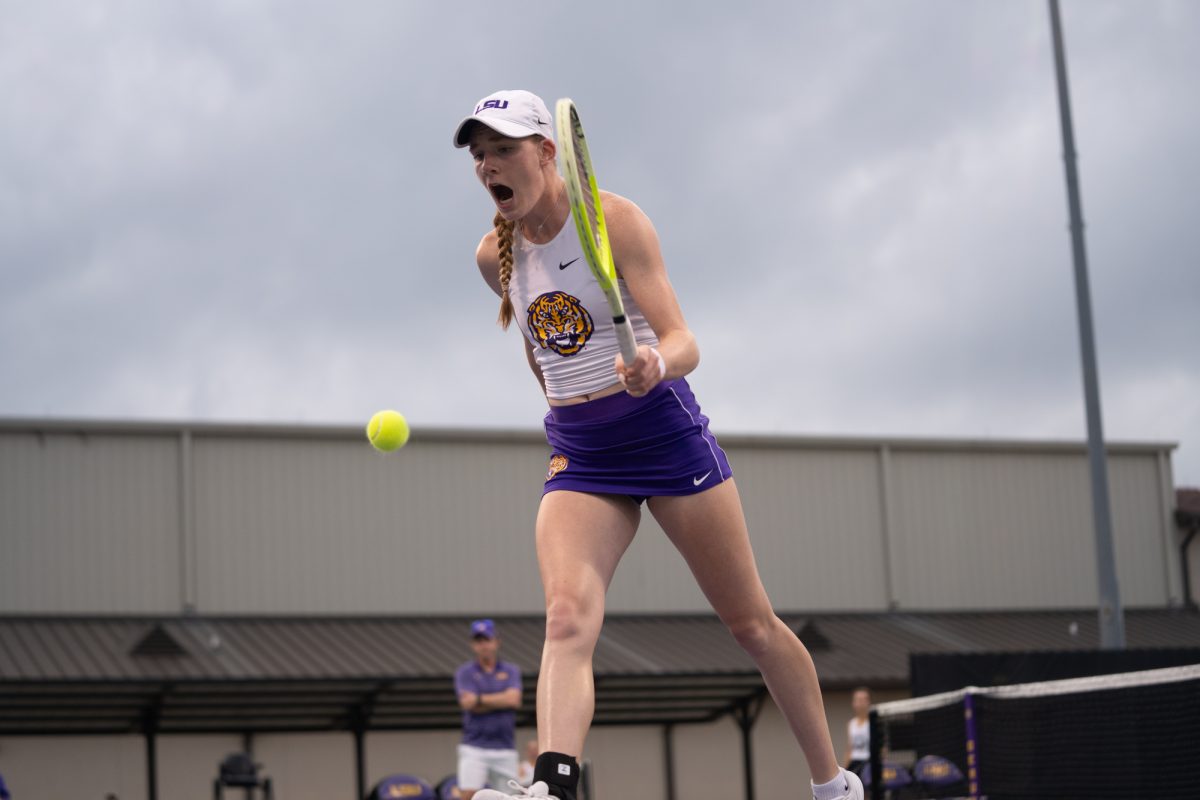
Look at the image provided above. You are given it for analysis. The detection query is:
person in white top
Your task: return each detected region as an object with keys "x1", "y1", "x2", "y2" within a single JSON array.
[
  {"x1": 453, "y1": 89, "x2": 862, "y2": 800},
  {"x1": 844, "y1": 687, "x2": 872, "y2": 778}
]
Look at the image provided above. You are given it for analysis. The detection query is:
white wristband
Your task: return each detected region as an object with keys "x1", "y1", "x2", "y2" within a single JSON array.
[{"x1": 650, "y1": 348, "x2": 666, "y2": 380}]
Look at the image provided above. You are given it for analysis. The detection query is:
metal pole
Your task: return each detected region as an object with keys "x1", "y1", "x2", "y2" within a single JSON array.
[
  {"x1": 867, "y1": 710, "x2": 883, "y2": 800},
  {"x1": 242, "y1": 732, "x2": 254, "y2": 800},
  {"x1": 580, "y1": 759, "x2": 594, "y2": 800},
  {"x1": 732, "y1": 694, "x2": 765, "y2": 800},
  {"x1": 1047, "y1": 0, "x2": 1125, "y2": 649},
  {"x1": 662, "y1": 724, "x2": 677, "y2": 800},
  {"x1": 144, "y1": 725, "x2": 158, "y2": 800},
  {"x1": 354, "y1": 725, "x2": 367, "y2": 800},
  {"x1": 738, "y1": 706, "x2": 755, "y2": 800}
]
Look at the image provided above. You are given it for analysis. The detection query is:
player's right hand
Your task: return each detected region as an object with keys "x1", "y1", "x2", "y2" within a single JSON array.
[{"x1": 615, "y1": 345, "x2": 665, "y2": 398}]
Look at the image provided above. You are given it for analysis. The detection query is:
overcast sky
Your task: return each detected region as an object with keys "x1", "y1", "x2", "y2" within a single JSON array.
[{"x1": 3, "y1": 1, "x2": 1198, "y2": 486}]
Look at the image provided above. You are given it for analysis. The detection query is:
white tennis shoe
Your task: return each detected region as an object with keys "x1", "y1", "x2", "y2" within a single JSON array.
[
  {"x1": 835, "y1": 769, "x2": 864, "y2": 800},
  {"x1": 473, "y1": 780, "x2": 551, "y2": 800}
]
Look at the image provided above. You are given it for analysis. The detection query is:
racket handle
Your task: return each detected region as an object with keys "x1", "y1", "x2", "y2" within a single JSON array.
[{"x1": 614, "y1": 315, "x2": 639, "y2": 368}]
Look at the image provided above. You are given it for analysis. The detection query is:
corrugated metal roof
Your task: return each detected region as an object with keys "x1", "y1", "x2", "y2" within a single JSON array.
[{"x1": 2, "y1": 610, "x2": 1198, "y2": 735}]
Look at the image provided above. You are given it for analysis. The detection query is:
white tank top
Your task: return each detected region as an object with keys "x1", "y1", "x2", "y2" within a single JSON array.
[
  {"x1": 848, "y1": 717, "x2": 870, "y2": 761},
  {"x1": 508, "y1": 222, "x2": 659, "y2": 399}
]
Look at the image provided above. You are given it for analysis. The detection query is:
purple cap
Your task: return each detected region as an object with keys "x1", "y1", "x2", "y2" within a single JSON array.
[{"x1": 470, "y1": 619, "x2": 496, "y2": 639}]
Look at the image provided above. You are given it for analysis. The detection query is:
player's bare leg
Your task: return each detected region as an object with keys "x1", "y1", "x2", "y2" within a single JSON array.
[
  {"x1": 473, "y1": 490, "x2": 638, "y2": 800},
  {"x1": 535, "y1": 490, "x2": 639, "y2": 756},
  {"x1": 649, "y1": 479, "x2": 859, "y2": 798}
]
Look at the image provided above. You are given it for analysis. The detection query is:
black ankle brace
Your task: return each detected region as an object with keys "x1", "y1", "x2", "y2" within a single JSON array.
[{"x1": 533, "y1": 751, "x2": 579, "y2": 800}]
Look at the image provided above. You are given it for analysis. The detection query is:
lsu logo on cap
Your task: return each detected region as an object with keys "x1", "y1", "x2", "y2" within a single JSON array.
[
  {"x1": 476, "y1": 99, "x2": 510, "y2": 113},
  {"x1": 528, "y1": 291, "x2": 594, "y2": 356},
  {"x1": 546, "y1": 454, "x2": 568, "y2": 481}
]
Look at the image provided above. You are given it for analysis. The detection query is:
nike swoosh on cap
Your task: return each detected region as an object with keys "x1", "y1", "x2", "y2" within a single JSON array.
[{"x1": 558, "y1": 258, "x2": 578, "y2": 270}]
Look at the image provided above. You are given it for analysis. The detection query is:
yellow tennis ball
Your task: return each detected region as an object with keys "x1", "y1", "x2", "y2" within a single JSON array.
[{"x1": 366, "y1": 410, "x2": 409, "y2": 452}]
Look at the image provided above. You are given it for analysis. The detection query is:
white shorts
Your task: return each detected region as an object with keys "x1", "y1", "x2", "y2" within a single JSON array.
[{"x1": 457, "y1": 743, "x2": 519, "y2": 791}]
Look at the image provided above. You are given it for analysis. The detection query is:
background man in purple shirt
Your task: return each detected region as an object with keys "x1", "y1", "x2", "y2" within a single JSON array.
[{"x1": 455, "y1": 619, "x2": 523, "y2": 800}]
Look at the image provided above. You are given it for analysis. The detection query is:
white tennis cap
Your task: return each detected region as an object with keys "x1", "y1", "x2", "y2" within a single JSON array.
[{"x1": 453, "y1": 89, "x2": 554, "y2": 148}]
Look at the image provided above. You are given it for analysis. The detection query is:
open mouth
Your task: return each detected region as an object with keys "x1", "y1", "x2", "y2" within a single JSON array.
[{"x1": 490, "y1": 183, "x2": 514, "y2": 203}]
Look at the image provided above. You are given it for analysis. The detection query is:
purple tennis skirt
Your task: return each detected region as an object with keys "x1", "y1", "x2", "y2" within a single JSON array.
[{"x1": 542, "y1": 378, "x2": 733, "y2": 504}]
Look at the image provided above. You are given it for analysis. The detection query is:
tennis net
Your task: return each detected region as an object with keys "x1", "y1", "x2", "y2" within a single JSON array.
[{"x1": 867, "y1": 662, "x2": 1200, "y2": 800}]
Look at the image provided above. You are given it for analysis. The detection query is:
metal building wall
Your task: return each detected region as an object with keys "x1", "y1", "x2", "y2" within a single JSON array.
[
  {"x1": 589, "y1": 443, "x2": 894, "y2": 613},
  {"x1": 885, "y1": 446, "x2": 1179, "y2": 609},
  {"x1": 0, "y1": 428, "x2": 182, "y2": 614},
  {"x1": 189, "y1": 432, "x2": 551, "y2": 614},
  {"x1": 718, "y1": 444, "x2": 891, "y2": 611},
  {"x1": 0, "y1": 420, "x2": 1181, "y2": 615}
]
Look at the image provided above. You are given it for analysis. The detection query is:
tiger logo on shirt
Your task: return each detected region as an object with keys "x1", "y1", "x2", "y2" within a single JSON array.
[{"x1": 527, "y1": 291, "x2": 594, "y2": 356}]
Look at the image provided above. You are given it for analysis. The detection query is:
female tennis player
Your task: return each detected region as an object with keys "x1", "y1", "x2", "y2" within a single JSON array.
[{"x1": 453, "y1": 89, "x2": 863, "y2": 800}]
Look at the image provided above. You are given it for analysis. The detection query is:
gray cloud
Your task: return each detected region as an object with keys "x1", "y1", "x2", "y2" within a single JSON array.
[{"x1": 2, "y1": 0, "x2": 1197, "y2": 484}]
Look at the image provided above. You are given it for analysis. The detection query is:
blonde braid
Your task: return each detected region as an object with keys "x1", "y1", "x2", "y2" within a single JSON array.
[{"x1": 494, "y1": 211, "x2": 516, "y2": 329}]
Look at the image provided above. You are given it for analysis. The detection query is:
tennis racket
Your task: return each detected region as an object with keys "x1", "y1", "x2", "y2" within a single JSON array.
[{"x1": 554, "y1": 97, "x2": 639, "y2": 368}]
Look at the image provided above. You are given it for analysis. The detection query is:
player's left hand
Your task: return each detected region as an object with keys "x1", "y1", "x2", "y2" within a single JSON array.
[{"x1": 616, "y1": 345, "x2": 666, "y2": 398}]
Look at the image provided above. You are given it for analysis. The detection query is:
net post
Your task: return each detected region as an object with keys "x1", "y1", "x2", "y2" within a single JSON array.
[
  {"x1": 867, "y1": 708, "x2": 882, "y2": 800},
  {"x1": 963, "y1": 692, "x2": 980, "y2": 800}
]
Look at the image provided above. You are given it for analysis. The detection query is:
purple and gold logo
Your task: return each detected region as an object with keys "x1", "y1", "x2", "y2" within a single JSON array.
[
  {"x1": 913, "y1": 755, "x2": 964, "y2": 786},
  {"x1": 546, "y1": 454, "x2": 568, "y2": 481},
  {"x1": 527, "y1": 291, "x2": 594, "y2": 357}
]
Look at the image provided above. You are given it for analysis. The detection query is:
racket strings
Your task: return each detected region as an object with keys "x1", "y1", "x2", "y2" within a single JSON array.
[{"x1": 571, "y1": 137, "x2": 602, "y2": 250}]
